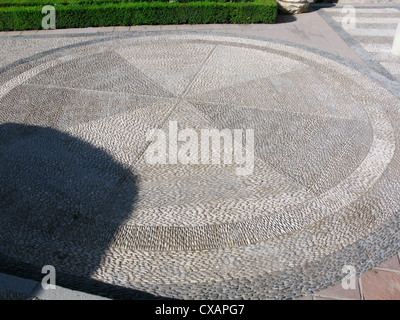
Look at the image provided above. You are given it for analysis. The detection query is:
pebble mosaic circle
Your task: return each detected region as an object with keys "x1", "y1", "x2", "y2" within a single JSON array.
[{"x1": 1, "y1": 33, "x2": 400, "y2": 299}]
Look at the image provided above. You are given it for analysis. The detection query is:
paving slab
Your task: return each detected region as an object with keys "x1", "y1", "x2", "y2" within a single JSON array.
[
  {"x1": 113, "y1": 26, "x2": 130, "y2": 32},
  {"x1": 361, "y1": 269, "x2": 400, "y2": 300},
  {"x1": 0, "y1": 273, "x2": 40, "y2": 298},
  {"x1": 314, "y1": 278, "x2": 362, "y2": 300},
  {"x1": 20, "y1": 30, "x2": 38, "y2": 36},
  {"x1": 4, "y1": 31, "x2": 22, "y2": 36},
  {"x1": 376, "y1": 255, "x2": 400, "y2": 272},
  {"x1": 0, "y1": 272, "x2": 109, "y2": 300}
]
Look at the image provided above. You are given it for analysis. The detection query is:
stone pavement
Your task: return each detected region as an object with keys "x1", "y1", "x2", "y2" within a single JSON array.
[
  {"x1": 320, "y1": 6, "x2": 400, "y2": 81},
  {"x1": 0, "y1": 5, "x2": 400, "y2": 300},
  {"x1": 299, "y1": 252, "x2": 400, "y2": 300},
  {"x1": 0, "y1": 10, "x2": 367, "y2": 67}
]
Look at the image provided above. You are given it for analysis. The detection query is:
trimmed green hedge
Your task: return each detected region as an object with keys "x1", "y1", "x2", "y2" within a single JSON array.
[
  {"x1": 0, "y1": 0, "x2": 258, "y2": 6},
  {"x1": 1, "y1": 0, "x2": 259, "y2": 6},
  {"x1": 0, "y1": 0, "x2": 277, "y2": 30}
]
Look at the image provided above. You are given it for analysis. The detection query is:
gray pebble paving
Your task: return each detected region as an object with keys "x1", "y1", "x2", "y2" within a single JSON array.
[{"x1": 0, "y1": 32, "x2": 399, "y2": 299}]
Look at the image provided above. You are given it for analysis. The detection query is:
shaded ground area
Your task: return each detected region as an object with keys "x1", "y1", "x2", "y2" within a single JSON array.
[{"x1": 0, "y1": 123, "x2": 169, "y2": 299}]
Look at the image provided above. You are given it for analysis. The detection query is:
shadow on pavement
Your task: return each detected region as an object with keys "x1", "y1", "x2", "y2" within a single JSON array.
[
  {"x1": 276, "y1": 13, "x2": 298, "y2": 24},
  {"x1": 0, "y1": 123, "x2": 170, "y2": 300}
]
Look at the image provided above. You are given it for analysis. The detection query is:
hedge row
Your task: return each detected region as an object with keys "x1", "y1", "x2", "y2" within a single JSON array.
[
  {"x1": 0, "y1": 0, "x2": 277, "y2": 30},
  {"x1": 0, "y1": 0, "x2": 257, "y2": 7}
]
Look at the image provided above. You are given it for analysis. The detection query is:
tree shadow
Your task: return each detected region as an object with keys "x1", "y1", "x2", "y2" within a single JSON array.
[
  {"x1": 309, "y1": 0, "x2": 338, "y2": 11},
  {"x1": 275, "y1": 13, "x2": 298, "y2": 24},
  {"x1": 314, "y1": 0, "x2": 338, "y2": 4},
  {"x1": 0, "y1": 123, "x2": 170, "y2": 299},
  {"x1": 275, "y1": 0, "x2": 338, "y2": 22}
]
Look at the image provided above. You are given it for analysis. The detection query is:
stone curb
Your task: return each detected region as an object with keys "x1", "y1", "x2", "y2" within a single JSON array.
[{"x1": 0, "y1": 272, "x2": 110, "y2": 300}]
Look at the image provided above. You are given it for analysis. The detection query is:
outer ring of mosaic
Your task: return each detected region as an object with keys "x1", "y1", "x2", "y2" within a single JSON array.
[{"x1": 0, "y1": 33, "x2": 397, "y2": 252}]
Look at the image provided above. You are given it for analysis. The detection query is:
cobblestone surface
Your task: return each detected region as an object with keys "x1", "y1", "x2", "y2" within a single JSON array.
[{"x1": 0, "y1": 32, "x2": 400, "y2": 299}]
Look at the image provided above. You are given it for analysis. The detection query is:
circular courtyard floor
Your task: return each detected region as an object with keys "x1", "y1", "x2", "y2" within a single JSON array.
[{"x1": 1, "y1": 32, "x2": 400, "y2": 299}]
